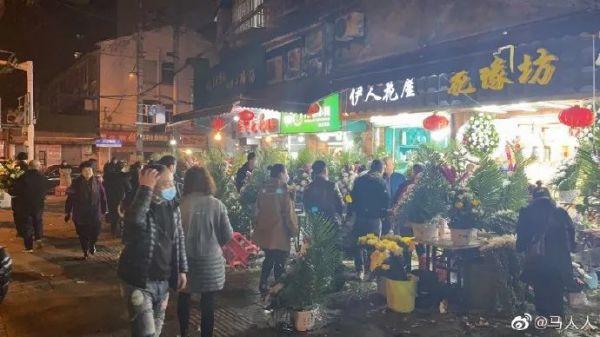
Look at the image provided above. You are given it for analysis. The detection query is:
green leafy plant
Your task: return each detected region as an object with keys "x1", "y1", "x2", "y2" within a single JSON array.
[
  {"x1": 551, "y1": 159, "x2": 579, "y2": 191},
  {"x1": 448, "y1": 188, "x2": 483, "y2": 229},
  {"x1": 467, "y1": 158, "x2": 505, "y2": 213},
  {"x1": 278, "y1": 215, "x2": 343, "y2": 310},
  {"x1": 400, "y1": 164, "x2": 450, "y2": 224},
  {"x1": 481, "y1": 210, "x2": 518, "y2": 234}
]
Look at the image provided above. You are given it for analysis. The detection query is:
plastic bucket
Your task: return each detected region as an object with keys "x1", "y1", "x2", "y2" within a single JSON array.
[
  {"x1": 385, "y1": 276, "x2": 417, "y2": 313},
  {"x1": 411, "y1": 223, "x2": 438, "y2": 242},
  {"x1": 293, "y1": 309, "x2": 316, "y2": 332}
]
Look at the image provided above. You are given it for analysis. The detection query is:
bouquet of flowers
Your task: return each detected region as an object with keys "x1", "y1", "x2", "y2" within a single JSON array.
[
  {"x1": 357, "y1": 234, "x2": 415, "y2": 280},
  {"x1": 0, "y1": 161, "x2": 25, "y2": 193},
  {"x1": 448, "y1": 188, "x2": 483, "y2": 229}
]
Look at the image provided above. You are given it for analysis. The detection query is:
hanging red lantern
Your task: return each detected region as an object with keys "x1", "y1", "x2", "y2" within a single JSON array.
[
  {"x1": 211, "y1": 117, "x2": 226, "y2": 131},
  {"x1": 266, "y1": 118, "x2": 279, "y2": 132},
  {"x1": 307, "y1": 103, "x2": 320, "y2": 117},
  {"x1": 423, "y1": 113, "x2": 449, "y2": 131},
  {"x1": 559, "y1": 105, "x2": 595, "y2": 128},
  {"x1": 238, "y1": 109, "x2": 255, "y2": 124}
]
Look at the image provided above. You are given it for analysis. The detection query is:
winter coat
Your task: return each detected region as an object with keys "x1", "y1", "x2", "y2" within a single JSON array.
[
  {"x1": 235, "y1": 162, "x2": 252, "y2": 192},
  {"x1": 350, "y1": 172, "x2": 390, "y2": 219},
  {"x1": 303, "y1": 176, "x2": 344, "y2": 225},
  {"x1": 384, "y1": 172, "x2": 406, "y2": 200},
  {"x1": 516, "y1": 197, "x2": 575, "y2": 287},
  {"x1": 117, "y1": 186, "x2": 188, "y2": 290},
  {"x1": 180, "y1": 193, "x2": 233, "y2": 293},
  {"x1": 65, "y1": 176, "x2": 107, "y2": 225},
  {"x1": 253, "y1": 178, "x2": 299, "y2": 252},
  {"x1": 12, "y1": 169, "x2": 50, "y2": 214},
  {"x1": 104, "y1": 170, "x2": 131, "y2": 205}
]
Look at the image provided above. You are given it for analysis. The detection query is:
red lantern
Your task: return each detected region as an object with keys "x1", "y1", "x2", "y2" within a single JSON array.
[
  {"x1": 211, "y1": 117, "x2": 226, "y2": 131},
  {"x1": 238, "y1": 109, "x2": 255, "y2": 124},
  {"x1": 559, "y1": 105, "x2": 595, "y2": 128},
  {"x1": 266, "y1": 118, "x2": 279, "y2": 132},
  {"x1": 423, "y1": 113, "x2": 449, "y2": 131},
  {"x1": 307, "y1": 103, "x2": 320, "y2": 117}
]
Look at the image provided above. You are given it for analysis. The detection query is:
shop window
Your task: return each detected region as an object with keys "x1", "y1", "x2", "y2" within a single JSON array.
[
  {"x1": 161, "y1": 62, "x2": 174, "y2": 85},
  {"x1": 233, "y1": 0, "x2": 264, "y2": 34},
  {"x1": 38, "y1": 151, "x2": 47, "y2": 167},
  {"x1": 137, "y1": 100, "x2": 166, "y2": 124}
]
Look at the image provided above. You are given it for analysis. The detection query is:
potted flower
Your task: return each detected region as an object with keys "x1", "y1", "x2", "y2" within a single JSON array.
[
  {"x1": 448, "y1": 188, "x2": 483, "y2": 245},
  {"x1": 397, "y1": 164, "x2": 450, "y2": 241},
  {"x1": 363, "y1": 235, "x2": 418, "y2": 313},
  {"x1": 552, "y1": 159, "x2": 579, "y2": 204},
  {"x1": 275, "y1": 216, "x2": 342, "y2": 331}
]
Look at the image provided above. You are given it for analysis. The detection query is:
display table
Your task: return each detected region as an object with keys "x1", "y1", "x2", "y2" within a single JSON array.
[{"x1": 416, "y1": 238, "x2": 482, "y2": 286}]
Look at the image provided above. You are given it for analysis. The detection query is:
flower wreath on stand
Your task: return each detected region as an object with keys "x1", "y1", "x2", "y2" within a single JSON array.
[
  {"x1": 0, "y1": 161, "x2": 25, "y2": 194},
  {"x1": 463, "y1": 113, "x2": 500, "y2": 158}
]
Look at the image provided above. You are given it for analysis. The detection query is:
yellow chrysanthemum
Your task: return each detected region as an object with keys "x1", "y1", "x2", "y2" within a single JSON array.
[
  {"x1": 369, "y1": 250, "x2": 389, "y2": 272},
  {"x1": 345, "y1": 195, "x2": 353, "y2": 203},
  {"x1": 392, "y1": 248, "x2": 404, "y2": 256},
  {"x1": 455, "y1": 202, "x2": 464, "y2": 209},
  {"x1": 472, "y1": 199, "x2": 481, "y2": 206},
  {"x1": 381, "y1": 264, "x2": 391, "y2": 271}
]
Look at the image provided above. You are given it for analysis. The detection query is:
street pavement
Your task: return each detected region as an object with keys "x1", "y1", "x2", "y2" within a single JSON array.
[{"x1": 0, "y1": 196, "x2": 598, "y2": 337}]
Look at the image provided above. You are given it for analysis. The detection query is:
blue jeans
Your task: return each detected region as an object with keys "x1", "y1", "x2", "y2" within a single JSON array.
[{"x1": 123, "y1": 280, "x2": 170, "y2": 337}]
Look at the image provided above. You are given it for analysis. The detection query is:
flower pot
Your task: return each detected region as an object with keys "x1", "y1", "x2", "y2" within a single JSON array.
[
  {"x1": 411, "y1": 222, "x2": 438, "y2": 242},
  {"x1": 385, "y1": 275, "x2": 417, "y2": 313},
  {"x1": 293, "y1": 309, "x2": 316, "y2": 332},
  {"x1": 558, "y1": 190, "x2": 578, "y2": 204},
  {"x1": 450, "y1": 228, "x2": 478, "y2": 246}
]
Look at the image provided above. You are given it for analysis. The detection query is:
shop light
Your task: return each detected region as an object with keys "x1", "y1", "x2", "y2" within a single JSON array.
[
  {"x1": 475, "y1": 102, "x2": 537, "y2": 114},
  {"x1": 297, "y1": 135, "x2": 305, "y2": 143},
  {"x1": 184, "y1": 149, "x2": 193, "y2": 155},
  {"x1": 318, "y1": 134, "x2": 330, "y2": 142},
  {"x1": 233, "y1": 115, "x2": 240, "y2": 122},
  {"x1": 169, "y1": 138, "x2": 177, "y2": 146},
  {"x1": 214, "y1": 132, "x2": 222, "y2": 141},
  {"x1": 265, "y1": 136, "x2": 273, "y2": 143}
]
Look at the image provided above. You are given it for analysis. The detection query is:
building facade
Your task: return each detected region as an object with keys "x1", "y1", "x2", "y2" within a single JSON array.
[{"x1": 38, "y1": 25, "x2": 216, "y2": 168}]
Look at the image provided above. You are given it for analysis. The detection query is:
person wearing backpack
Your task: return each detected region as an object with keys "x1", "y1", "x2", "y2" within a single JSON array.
[{"x1": 516, "y1": 192, "x2": 575, "y2": 316}]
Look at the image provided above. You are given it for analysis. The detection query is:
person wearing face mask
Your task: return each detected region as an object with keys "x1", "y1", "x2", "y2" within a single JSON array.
[
  {"x1": 303, "y1": 160, "x2": 345, "y2": 227},
  {"x1": 65, "y1": 161, "x2": 108, "y2": 259},
  {"x1": 118, "y1": 164, "x2": 187, "y2": 337},
  {"x1": 253, "y1": 164, "x2": 298, "y2": 296}
]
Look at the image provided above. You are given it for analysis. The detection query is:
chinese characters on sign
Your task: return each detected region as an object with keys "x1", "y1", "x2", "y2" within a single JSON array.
[
  {"x1": 448, "y1": 47, "x2": 559, "y2": 96},
  {"x1": 206, "y1": 68, "x2": 257, "y2": 92},
  {"x1": 349, "y1": 78, "x2": 416, "y2": 107}
]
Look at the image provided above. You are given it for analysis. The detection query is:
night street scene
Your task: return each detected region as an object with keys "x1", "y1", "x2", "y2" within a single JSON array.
[{"x1": 1, "y1": 0, "x2": 600, "y2": 336}]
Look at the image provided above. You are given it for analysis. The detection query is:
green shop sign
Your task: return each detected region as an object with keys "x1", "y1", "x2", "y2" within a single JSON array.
[{"x1": 280, "y1": 93, "x2": 341, "y2": 134}]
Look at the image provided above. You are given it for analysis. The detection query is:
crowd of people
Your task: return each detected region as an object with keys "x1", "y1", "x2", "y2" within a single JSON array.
[{"x1": 6, "y1": 149, "x2": 578, "y2": 335}]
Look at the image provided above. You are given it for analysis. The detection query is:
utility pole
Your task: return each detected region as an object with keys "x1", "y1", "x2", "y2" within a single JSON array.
[{"x1": 135, "y1": 0, "x2": 144, "y2": 159}]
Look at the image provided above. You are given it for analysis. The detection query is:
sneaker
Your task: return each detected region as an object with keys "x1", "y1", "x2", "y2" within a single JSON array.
[
  {"x1": 89, "y1": 245, "x2": 96, "y2": 255},
  {"x1": 35, "y1": 240, "x2": 43, "y2": 250},
  {"x1": 23, "y1": 249, "x2": 34, "y2": 253}
]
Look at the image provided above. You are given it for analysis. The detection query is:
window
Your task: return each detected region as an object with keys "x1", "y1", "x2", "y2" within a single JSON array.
[
  {"x1": 137, "y1": 100, "x2": 166, "y2": 124},
  {"x1": 233, "y1": 0, "x2": 264, "y2": 34},
  {"x1": 161, "y1": 62, "x2": 174, "y2": 85}
]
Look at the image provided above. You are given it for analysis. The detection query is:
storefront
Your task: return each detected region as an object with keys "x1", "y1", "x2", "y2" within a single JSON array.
[{"x1": 335, "y1": 33, "x2": 599, "y2": 178}]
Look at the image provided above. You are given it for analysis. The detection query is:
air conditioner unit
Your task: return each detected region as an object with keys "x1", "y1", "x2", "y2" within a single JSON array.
[{"x1": 335, "y1": 12, "x2": 365, "y2": 42}]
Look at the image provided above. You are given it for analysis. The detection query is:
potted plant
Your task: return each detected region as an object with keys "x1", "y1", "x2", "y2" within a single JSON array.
[
  {"x1": 275, "y1": 216, "x2": 342, "y2": 331},
  {"x1": 397, "y1": 164, "x2": 450, "y2": 241},
  {"x1": 362, "y1": 235, "x2": 418, "y2": 313},
  {"x1": 552, "y1": 159, "x2": 579, "y2": 204},
  {"x1": 448, "y1": 188, "x2": 483, "y2": 245}
]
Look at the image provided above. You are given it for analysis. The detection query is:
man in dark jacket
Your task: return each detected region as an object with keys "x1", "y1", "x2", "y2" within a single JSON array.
[
  {"x1": 13, "y1": 160, "x2": 50, "y2": 252},
  {"x1": 350, "y1": 159, "x2": 390, "y2": 277},
  {"x1": 158, "y1": 155, "x2": 183, "y2": 204},
  {"x1": 10, "y1": 152, "x2": 29, "y2": 238},
  {"x1": 516, "y1": 195, "x2": 575, "y2": 316},
  {"x1": 304, "y1": 160, "x2": 344, "y2": 226},
  {"x1": 104, "y1": 161, "x2": 131, "y2": 236},
  {"x1": 235, "y1": 152, "x2": 256, "y2": 192},
  {"x1": 118, "y1": 165, "x2": 187, "y2": 337}
]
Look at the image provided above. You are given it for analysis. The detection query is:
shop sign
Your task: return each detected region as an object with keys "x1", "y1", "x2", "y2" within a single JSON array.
[
  {"x1": 99, "y1": 131, "x2": 170, "y2": 145},
  {"x1": 280, "y1": 93, "x2": 342, "y2": 134},
  {"x1": 236, "y1": 110, "x2": 280, "y2": 137},
  {"x1": 197, "y1": 44, "x2": 266, "y2": 109},
  {"x1": 94, "y1": 138, "x2": 122, "y2": 148},
  {"x1": 341, "y1": 36, "x2": 596, "y2": 113}
]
